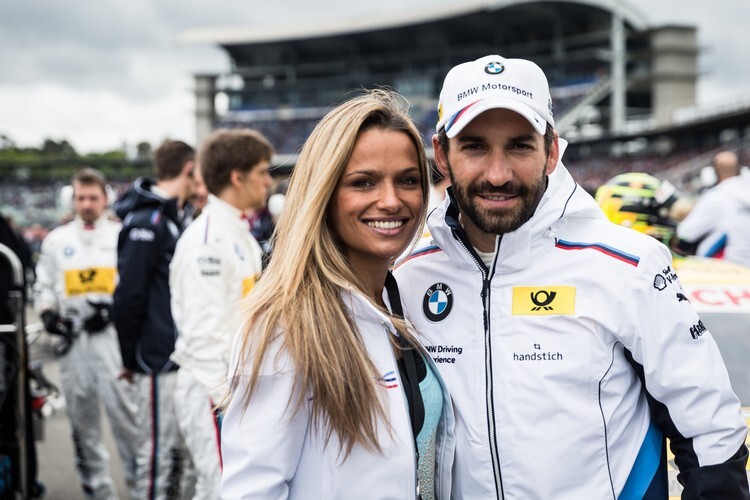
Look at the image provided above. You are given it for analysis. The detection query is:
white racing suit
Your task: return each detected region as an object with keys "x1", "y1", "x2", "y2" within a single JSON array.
[
  {"x1": 34, "y1": 216, "x2": 139, "y2": 500},
  {"x1": 169, "y1": 196, "x2": 263, "y2": 498},
  {"x1": 677, "y1": 171, "x2": 750, "y2": 267},
  {"x1": 396, "y1": 162, "x2": 749, "y2": 499}
]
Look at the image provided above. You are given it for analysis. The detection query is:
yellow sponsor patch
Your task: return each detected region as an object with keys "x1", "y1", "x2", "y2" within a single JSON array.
[
  {"x1": 512, "y1": 286, "x2": 576, "y2": 315},
  {"x1": 64, "y1": 267, "x2": 116, "y2": 296},
  {"x1": 242, "y1": 274, "x2": 259, "y2": 298}
]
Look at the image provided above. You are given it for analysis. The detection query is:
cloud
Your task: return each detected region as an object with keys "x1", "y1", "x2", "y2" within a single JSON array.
[
  {"x1": 0, "y1": 0, "x2": 749, "y2": 153},
  {"x1": 0, "y1": 81, "x2": 195, "y2": 153}
]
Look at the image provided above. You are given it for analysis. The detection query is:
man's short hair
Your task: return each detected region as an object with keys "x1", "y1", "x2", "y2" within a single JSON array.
[
  {"x1": 199, "y1": 129, "x2": 274, "y2": 196},
  {"x1": 72, "y1": 167, "x2": 107, "y2": 194},
  {"x1": 154, "y1": 140, "x2": 195, "y2": 181}
]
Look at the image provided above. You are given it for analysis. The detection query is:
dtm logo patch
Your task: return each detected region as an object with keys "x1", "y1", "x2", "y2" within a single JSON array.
[
  {"x1": 423, "y1": 283, "x2": 453, "y2": 322},
  {"x1": 512, "y1": 286, "x2": 576, "y2": 315}
]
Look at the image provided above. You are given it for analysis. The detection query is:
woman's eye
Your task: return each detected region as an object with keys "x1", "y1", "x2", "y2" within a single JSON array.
[{"x1": 351, "y1": 179, "x2": 373, "y2": 188}]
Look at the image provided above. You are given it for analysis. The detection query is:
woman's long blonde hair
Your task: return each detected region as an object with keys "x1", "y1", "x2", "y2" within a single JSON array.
[{"x1": 231, "y1": 89, "x2": 430, "y2": 456}]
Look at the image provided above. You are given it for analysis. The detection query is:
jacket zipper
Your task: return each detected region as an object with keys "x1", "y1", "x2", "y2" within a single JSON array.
[{"x1": 452, "y1": 231, "x2": 505, "y2": 499}]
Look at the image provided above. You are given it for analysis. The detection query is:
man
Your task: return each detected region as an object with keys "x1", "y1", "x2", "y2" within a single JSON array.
[
  {"x1": 182, "y1": 163, "x2": 209, "y2": 226},
  {"x1": 169, "y1": 129, "x2": 272, "y2": 498},
  {"x1": 34, "y1": 168, "x2": 138, "y2": 499},
  {"x1": 675, "y1": 150, "x2": 750, "y2": 266},
  {"x1": 113, "y1": 139, "x2": 195, "y2": 499},
  {"x1": 395, "y1": 55, "x2": 748, "y2": 498}
]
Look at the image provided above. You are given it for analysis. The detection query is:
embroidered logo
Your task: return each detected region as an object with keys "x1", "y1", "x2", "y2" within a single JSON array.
[
  {"x1": 377, "y1": 371, "x2": 398, "y2": 389},
  {"x1": 484, "y1": 61, "x2": 505, "y2": 75},
  {"x1": 512, "y1": 286, "x2": 575, "y2": 315},
  {"x1": 423, "y1": 283, "x2": 453, "y2": 322}
]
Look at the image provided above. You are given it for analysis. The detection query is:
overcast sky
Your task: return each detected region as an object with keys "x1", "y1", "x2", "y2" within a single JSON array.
[{"x1": 1, "y1": 1, "x2": 748, "y2": 153}]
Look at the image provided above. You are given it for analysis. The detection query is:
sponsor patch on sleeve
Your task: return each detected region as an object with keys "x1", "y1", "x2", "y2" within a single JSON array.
[
  {"x1": 128, "y1": 228, "x2": 155, "y2": 242},
  {"x1": 512, "y1": 286, "x2": 576, "y2": 315}
]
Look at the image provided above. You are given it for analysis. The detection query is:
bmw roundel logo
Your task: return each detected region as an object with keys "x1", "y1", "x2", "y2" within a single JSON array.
[
  {"x1": 63, "y1": 246, "x2": 74, "y2": 257},
  {"x1": 484, "y1": 61, "x2": 505, "y2": 75},
  {"x1": 423, "y1": 283, "x2": 453, "y2": 322}
]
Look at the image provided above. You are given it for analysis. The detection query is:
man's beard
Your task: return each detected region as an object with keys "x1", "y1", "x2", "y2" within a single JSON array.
[
  {"x1": 446, "y1": 159, "x2": 548, "y2": 235},
  {"x1": 79, "y1": 210, "x2": 99, "y2": 224}
]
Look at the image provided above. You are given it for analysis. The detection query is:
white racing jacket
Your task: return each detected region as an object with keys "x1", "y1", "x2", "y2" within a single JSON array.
[
  {"x1": 170, "y1": 195, "x2": 264, "y2": 401},
  {"x1": 395, "y1": 163, "x2": 748, "y2": 499},
  {"x1": 220, "y1": 288, "x2": 456, "y2": 499},
  {"x1": 34, "y1": 216, "x2": 120, "y2": 327},
  {"x1": 677, "y1": 171, "x2": 750, "y2": 267}
]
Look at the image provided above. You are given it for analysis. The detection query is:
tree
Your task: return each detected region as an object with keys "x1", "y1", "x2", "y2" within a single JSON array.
[{"x1": 136, "y1": 141, "x2": 152, "y2": 160}]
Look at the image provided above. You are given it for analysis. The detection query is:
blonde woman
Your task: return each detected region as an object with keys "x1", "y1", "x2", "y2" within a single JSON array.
[{"x1": 220, "y1": 89, "x2": 455, "y2": 499}]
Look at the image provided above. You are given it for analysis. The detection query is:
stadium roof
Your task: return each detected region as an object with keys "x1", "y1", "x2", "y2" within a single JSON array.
[{"x1": 176, "y1": 0, "x2": 650, "y2": 46}]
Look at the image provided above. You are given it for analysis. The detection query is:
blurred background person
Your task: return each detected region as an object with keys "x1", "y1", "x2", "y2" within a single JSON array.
[
  {"x1": 183, "y1": 163, "x2": 209, "y2": 226},
  {"x1": 220, "y1": 90, "x2": 455, "y2": 499},
  {"x1": 169, "y1": 129, "x2": 271, "y2": 499},
  {"x1": 112, "y1": 139, "x2": 196, "y2": 500},
  {"x1": 674, "y1": 150, "x2": 750, "y2": 265},
  {"x1": 33, "y1": 168, "x2": 138, "y2": 499}
]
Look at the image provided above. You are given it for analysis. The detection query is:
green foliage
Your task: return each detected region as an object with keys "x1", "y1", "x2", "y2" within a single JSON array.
[{"x1": 0, "y1": 137, "x2": 153, "y2": 182}]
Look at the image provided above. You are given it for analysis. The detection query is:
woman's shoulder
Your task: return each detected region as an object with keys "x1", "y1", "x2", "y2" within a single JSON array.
[{"x1": 229, "y1": 325, "x2": 295, "y2": 378}]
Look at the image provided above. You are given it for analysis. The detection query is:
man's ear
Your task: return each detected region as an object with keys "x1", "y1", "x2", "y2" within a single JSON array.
[
  {"x1": 229, "y1": 168, "x2": 244, "y2": 188},
  {"x1": 546, "y1": 132, "x2": 560, "y2": 175},
  {"x1": 432, "y1": 134, "x2": 450, "y2": 178}
]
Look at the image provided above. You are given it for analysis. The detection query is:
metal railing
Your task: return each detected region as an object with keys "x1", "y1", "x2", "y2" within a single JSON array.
[{"x1": 0, "y1": 243, "x2": 29, "y2": 499}]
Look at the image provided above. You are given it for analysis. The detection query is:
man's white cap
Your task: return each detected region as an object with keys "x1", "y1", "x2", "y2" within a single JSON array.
[{"x1": 436, "y1": 54, "x2": 555, "y2": 138}]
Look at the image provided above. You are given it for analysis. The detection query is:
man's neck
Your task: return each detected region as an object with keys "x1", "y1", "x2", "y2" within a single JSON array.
[
  {"x1": 459, "y1": 212, "x2": 498, "y2": 253},
  {"x1": 155, "y1": 178, "x2": 184, "y2": 207}
]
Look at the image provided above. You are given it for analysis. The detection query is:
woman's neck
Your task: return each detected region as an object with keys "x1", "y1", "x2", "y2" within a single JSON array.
[{"x1": 349, "y1": 258, "x2": 389, "y2": 307}]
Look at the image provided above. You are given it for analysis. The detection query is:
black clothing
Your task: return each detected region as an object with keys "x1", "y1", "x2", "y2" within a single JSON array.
[{"x1": 112, "y1": 178, "x2": 182, "y2": 373}]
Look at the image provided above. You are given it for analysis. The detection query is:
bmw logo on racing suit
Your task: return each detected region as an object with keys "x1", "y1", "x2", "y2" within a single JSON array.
[{"x1": 423, "y1": 283, "x2": 453, "y2": 322}]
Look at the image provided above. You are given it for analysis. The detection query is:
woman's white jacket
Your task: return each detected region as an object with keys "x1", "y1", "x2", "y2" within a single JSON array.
[{"x1": 220, "y1": 288, "x2": 456, "y2": 499}]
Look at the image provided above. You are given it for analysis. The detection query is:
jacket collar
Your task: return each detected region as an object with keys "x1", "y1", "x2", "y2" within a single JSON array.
[
  {"x1": 339, "y1": 286, "x2": 400, "y2": 337},
  {"x1": 202, "y1": 195, "x2": 249, "y2": 233}
]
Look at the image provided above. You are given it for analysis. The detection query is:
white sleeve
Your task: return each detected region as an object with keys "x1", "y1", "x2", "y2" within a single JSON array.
[
  {"x1": 676, "y1": 190, "x2": 724, "y2": 243},
  {"x1": 220, "y1": 353, "x2": 309, "y2": 500},
  {"x1": 33, "y1": 234, "x2": 59, "y2": 313},
  {"x1": 621, "y1": 242, "x2": 746, "y2": 490}
]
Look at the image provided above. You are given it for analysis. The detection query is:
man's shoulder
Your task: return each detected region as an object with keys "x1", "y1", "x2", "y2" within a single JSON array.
[
  {"x1": 121, "y1": 204, "x2": 157, "y2": 224},
  {"x1": 557, "y1": 218, "x2": 667, "y2": 269},
  {"x1": 395, "y1": 240, "x2": 447, "y2": 272}
]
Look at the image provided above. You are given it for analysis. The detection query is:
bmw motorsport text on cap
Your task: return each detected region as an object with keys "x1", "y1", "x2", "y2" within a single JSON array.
[{"x1": 436, "y1": 54, "x2": 555, "y2": 138}]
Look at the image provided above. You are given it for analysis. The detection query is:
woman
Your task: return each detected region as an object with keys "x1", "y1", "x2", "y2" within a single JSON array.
[{"x1": 220, "y1": 89, "x2": 455, "y2": 499}]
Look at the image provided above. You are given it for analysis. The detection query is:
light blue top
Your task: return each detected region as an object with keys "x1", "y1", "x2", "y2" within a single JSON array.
[{"x1": 416, "y1": 356, "x2": 443, "y2": 500}]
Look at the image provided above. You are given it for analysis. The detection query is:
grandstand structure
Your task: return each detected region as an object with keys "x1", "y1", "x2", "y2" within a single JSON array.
[{"x1": 179, "y1": 0, "x2": 750, "y2": 189}]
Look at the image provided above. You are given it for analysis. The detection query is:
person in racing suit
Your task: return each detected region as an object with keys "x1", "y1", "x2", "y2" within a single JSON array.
[
  {"x1": 675, "y1": 150, "x2": 750, "y2": 266},
  {"x1": 169, "y1": 129, "x2": 272, "y2": 498},
  {"x1": 395, "y1": 54, "x2": 749, "y2": 499},
  {"x1": 34, "y1": 168, "x2": 138, "y2": 500},
  {"x1": 112, "y1": 139, "x2": 196, "y2": 500}
]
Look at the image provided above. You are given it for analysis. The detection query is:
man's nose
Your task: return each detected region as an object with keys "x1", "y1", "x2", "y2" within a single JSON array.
[{"x1": 484, "y1": 152, "x2": 513, "y2": 186}]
